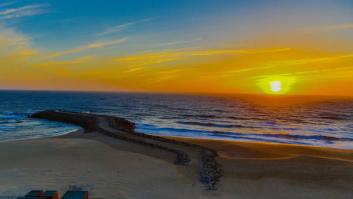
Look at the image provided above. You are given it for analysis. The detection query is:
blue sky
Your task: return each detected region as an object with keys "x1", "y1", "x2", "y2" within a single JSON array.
[
  {"x1": 2, "y1": 0, "x2": 250, "y2": 50},
  {"x1": 2, "y1": 0, "x2": 353, "y2": 52}
]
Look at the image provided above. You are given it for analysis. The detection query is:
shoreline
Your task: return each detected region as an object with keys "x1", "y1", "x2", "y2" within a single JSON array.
[
  {"x1": 0, "y1": 110, "x2": 351, "y2": 198},
  {"x1": 161, "y1": 135, "x2": 353, "y2": 153},
  {"x1": 166, "y1": 136, "x2": 353, "y2": 163},
  {"x1": 154, "y1": 134, "x2": 353, "y2": 152},
  {"x1": 3, "y1": 128, "x2": 353, "y2": 154}
]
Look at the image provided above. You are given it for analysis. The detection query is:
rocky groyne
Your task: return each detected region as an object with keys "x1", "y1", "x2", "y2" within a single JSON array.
[{"x1": 30, "y1": 110, "x2": 222, "y2": 190}]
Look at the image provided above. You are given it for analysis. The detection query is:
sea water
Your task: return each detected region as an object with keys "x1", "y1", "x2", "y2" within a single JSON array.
[{"x1": 0, "y1": 90, "x2": 352, "y2": 149}]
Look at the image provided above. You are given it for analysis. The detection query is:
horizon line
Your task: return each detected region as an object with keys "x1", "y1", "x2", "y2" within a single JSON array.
[{"x1": 1, "y1": 88, "x2": 352, "y2": 98}]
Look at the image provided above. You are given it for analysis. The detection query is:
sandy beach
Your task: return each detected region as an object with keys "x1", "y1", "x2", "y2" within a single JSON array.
[
  {"x1": 0, "y1": 133, "x2": 207, "y2": 199},
  {"x1": 0, "y1": 111, "x2": 352, "y2": 199},
  {"x1": 0, "y1": 133, "x2": 352, "y2": 198}
]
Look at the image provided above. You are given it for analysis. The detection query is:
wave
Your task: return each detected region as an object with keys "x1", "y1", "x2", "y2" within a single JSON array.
[
  {"x1": 317, "y1": 112, "x2": 353, "y2": 121},
  {"x1": 178, "y1": 114, "x2": 220, "y2": 119},
  {"x1": 176, "y1": 121, "x2": 258, "y2": 129},
  {"x1": 0, "y1": 126, "x2": 16, "y2": 130},
  {"x1": 1, "y1": 92, "x2": 353, "y2": 149},
  {"x1": 0, "y1": 110, "x2": 79, "y2": 142},
  {"x1": 136, "y1": 123, "x2": 353, "y2": 144},
  {"x1": 0, "y1": 111, "x2": 27, "y2": 120}
]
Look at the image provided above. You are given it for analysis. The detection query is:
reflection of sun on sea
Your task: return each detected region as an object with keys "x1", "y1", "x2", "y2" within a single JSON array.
[{"x1": 257, "y1": 76, "x2": 296, "y2": 95}]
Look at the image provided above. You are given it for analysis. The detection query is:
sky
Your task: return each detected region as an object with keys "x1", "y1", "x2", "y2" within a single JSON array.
[{"x1": 0, "y1": 0, "x2": 353, "y2": 96}]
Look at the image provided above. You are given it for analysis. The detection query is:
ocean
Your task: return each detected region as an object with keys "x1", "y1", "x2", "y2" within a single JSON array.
[{"x1": 0, "y1": 90, "x2": 353, "y2": 149}]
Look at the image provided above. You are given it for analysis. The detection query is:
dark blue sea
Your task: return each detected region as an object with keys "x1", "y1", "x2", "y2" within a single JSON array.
[{"x1": 0, "y1": 90, "x2": 353, "y2": 149}]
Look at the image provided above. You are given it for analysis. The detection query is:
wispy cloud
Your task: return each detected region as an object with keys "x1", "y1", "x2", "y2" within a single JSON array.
[
  {"x1": 276, "y1": 65, "x2": 353, "y2": 77},
  {"x1": 151, "y1": 38, "x2": 203, "y2": 48},
  {"x1": 98, "y1": 17, "x2": 154, "y2": 36},
  {"x1": 222, "y1": 66, "x2": 274, "y2": 76},
  {"x1": 0, "y1": 1, "x2": 17, "y2": 8},
  {"x1": 118, "y1": 48, "x2": 291, "y2": 66},
  {"x1": 222, "y1": 53, "x2": 353, "y2": 78},
  {"x1": 118, "y1": 51, "x2": 183, "y2": 65},
  {"x1": 0, "y1": 3, "x2": 49, "y2": 20},
  {"x1": 299, "y1": 23, "x2": 353, "y2": 33},
  {"x1": 50, "y1": 38, "x2": 128, "y2": 58},
  {"x1": 268, "y1": 53, "x2": 353, "y2": 66},
  {"x1": 190, "y1": 48, "x2": 291, "y2": 56}
]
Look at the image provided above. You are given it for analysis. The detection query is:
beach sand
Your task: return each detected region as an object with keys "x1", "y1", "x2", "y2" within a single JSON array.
[{"x1": 0, "y1": 131, "x2": 352, "y2": 199}]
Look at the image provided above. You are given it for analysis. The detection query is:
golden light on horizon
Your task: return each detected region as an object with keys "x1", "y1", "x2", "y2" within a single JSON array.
[{"x1": 257, "y1": 76, "x2": 296, "y2": 95}]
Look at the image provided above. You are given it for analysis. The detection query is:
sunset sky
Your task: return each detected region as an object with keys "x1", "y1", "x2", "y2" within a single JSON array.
[{"x1": 1, "y1": 0, "x2": 353, "y2": 96}]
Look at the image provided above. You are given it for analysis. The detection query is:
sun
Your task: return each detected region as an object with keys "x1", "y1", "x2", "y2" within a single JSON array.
[
  {"x1": 257, "y1": 76, "x2": 296, "y2": 95},
  {"x1": 269, "y1": 81, "x2": 282, "y2": 93}
]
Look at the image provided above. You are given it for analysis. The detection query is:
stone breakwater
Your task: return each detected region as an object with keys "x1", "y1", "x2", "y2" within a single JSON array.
[{"x1": 30, "y1": 110, "x2": 222, "y2": 190}]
